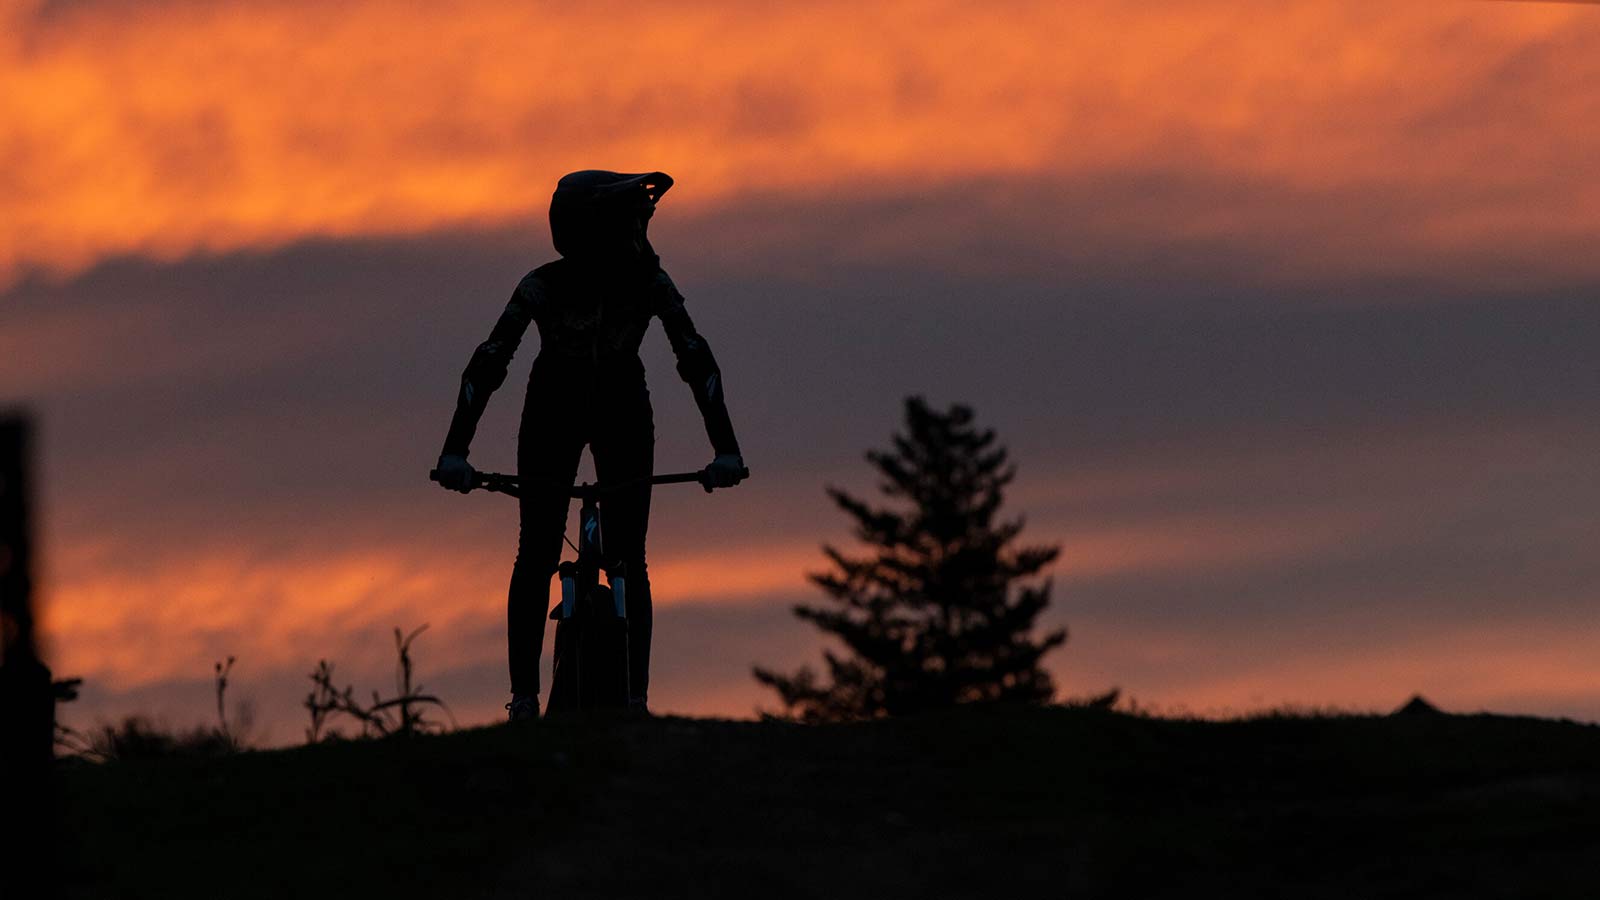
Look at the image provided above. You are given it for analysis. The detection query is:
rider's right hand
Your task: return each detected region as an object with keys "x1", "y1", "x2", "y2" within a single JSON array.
[{"x1": 436, "y1": 454, "x2": 476, "y2": 493}]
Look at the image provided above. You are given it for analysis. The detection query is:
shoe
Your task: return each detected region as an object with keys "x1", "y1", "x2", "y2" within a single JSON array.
[
  {"x1": 506, "y1": 694, "x2": 539, "y2": 723},
  {"x1": 626, "y1": 696, "x2": 651, "y2": 718}
]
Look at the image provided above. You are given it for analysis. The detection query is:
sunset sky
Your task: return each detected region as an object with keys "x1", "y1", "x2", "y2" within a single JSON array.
[{"x1": 5, "y1": 0, "x2": 1599, "y2": 743}]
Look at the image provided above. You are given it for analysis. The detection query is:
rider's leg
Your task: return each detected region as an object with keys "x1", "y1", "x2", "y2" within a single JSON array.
[
  {"x1": 509, "y1": 398, "x2": 585, "y2": 700},
  {"x1": 592, "y1": 401, "x2": 655, "y2": 706}
]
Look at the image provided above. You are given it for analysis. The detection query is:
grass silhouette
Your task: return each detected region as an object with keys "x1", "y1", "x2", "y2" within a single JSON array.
[
  {"x1": 53, "y1": 659, "x2": 250, "y2": 762},
  {"x1": 54, "y1": 704, "x2": 1600, "y2": 898},
  {"x1": 304, "y1": 625, "x2": 452, "y2": 742}
]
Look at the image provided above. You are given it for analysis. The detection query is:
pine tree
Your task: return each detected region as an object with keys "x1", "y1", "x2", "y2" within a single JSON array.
[{"x1": 754, "y1": 397, "x2": 1067, "y2": 721}]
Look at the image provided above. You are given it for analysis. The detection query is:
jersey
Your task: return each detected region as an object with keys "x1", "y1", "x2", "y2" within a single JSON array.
[{"x1": 440, "y1": 258, "x2": 741, "y2": 460}]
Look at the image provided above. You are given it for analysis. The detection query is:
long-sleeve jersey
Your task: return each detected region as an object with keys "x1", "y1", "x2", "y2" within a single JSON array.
[{"x1": 441, "y1": 259, "x2": 740, "y2": 460}]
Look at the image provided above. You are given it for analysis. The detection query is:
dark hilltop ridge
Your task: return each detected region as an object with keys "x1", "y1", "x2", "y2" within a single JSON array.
[{"x1": 57, "y1": 703, "x2": 1600, "y2": 899}]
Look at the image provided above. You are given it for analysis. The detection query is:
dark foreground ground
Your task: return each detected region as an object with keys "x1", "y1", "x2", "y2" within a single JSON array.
[{"x1": 54, "y1": 705, "x2": 1600, "y2": 899}]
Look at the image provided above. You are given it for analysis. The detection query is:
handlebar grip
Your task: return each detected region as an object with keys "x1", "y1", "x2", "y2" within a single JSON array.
[
  {"x1": 695, "y1": 465, "x2": 752, "y2": 492},
  {"x1": 430, "y1": 468, "x2": 484, "y2": 491}
]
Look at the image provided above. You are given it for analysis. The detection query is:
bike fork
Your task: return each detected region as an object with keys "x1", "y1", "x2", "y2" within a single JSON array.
[{"x1": 556, "y1": 503, "x2": 627, "y2": 615}]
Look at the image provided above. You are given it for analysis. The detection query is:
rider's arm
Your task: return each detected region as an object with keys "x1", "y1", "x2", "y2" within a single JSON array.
[
  {"x1": 441, "y1": 273, "x2": 544, "y2": 459},
  {"x1": 652, "y1": 271, "x2": 741, "y2": 457}
]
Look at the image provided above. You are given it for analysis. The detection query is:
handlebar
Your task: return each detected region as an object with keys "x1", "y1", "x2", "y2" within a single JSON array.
[{"x1": 428, "y1": 466, "x2": 750, "y2": 499}]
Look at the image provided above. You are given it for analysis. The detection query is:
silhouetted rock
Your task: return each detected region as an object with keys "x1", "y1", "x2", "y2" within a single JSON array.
[{"x1": 1393, "y1": 694, "x2": 1443, "y2": 717}]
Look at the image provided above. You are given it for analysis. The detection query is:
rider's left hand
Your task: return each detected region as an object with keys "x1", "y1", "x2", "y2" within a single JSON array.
[
  {"x1": 703, "y1": 454, "x2": 746, "y2": 491},
  {"x1": 436, "y1": 454, "x2": 476, "y2": 493}
]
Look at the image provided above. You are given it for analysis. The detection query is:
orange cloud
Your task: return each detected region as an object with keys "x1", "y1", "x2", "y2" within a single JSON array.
[
  {"x1": 42, "y1": 534, "x2": 817, "y2": 690},
  {"x1": 1069, "y1": 619, "x2": 1600, "y2": 720},
  {"x1": 39, "y1": 420, "x2": 1598, "y2": 736},
  {"x1": 38, "y1": 492, "x2": 1388, "y2": 693},
  {"x1": 5, "y1": 1, "x2": 1600, "y2": 286}
]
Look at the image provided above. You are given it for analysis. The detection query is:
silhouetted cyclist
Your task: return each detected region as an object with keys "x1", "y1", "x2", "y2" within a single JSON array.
[{"x1": 434, "y1": 170, "x2": 745, "y2": 721}]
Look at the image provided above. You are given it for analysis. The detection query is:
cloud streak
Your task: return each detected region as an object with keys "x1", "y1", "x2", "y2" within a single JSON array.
[{"x1": 6, "y1": 0, "x2": 1600, "y2": 286}]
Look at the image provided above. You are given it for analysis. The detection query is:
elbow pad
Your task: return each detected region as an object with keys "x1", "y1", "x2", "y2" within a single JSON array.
[
  {"x1": 462, "y1": 339, "x2": 513, "y2": 395},
  {"x1": 678, "y1": 340, "x2": 739, "y2": 456},
  {"x1": 674, "y1": 336, "x2": 719, "y2": 389}
]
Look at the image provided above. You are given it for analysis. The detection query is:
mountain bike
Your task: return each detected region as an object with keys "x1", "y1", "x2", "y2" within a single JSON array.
[{"x1": 428, "y1": 464, "x2": 748, "y2": 711}]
